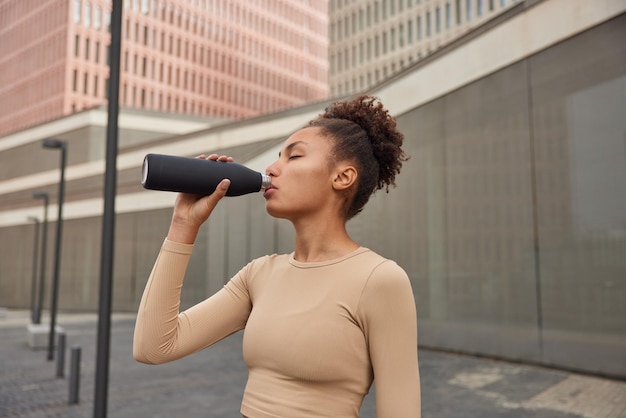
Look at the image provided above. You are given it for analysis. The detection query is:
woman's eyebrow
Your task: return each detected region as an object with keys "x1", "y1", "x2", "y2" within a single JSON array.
[{"x1": 279, "y1": 140, "x2": 308, "y2": 157}]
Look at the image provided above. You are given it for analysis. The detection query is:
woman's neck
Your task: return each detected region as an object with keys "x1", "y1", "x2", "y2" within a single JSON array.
[{"x1": 291, "y1": 215, "x2": 359, "y2": 262}]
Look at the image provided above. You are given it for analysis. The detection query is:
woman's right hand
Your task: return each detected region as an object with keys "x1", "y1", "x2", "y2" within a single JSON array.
[{"x1": 167, "y1": 154, "x2": 232, "y2": 244}]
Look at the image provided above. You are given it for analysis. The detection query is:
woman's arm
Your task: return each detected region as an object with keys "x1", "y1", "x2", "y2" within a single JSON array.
[
  {"x1": 134, "y1": 154, "x2": 250, "y2": 364},
  {"x1": 360, "y1": 261, "x2": 421, "y2": 418},
  {"x1": 133, "y1": 239, "x2": 252, "y2": 364}
]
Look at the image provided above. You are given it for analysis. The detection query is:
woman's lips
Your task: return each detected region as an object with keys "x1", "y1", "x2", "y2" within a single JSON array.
[{"x1": 263, "y1": 185, "x2": 276, "y2": 198}]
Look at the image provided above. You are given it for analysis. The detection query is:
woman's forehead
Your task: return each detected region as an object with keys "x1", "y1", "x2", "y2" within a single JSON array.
[{"x1": 281, "y1": 127, "x2": 328, "y2": 151}]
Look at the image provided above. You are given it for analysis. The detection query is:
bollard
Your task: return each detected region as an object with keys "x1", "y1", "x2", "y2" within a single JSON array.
[
  {"x1": 68, "y1": 346, "x2": 81, "y2": 404},
  {"x1": 56, "y1": 332, "x2": 66, "y2": 378}
]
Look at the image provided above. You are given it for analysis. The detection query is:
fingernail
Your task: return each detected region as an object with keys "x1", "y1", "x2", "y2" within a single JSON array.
[{"x1": 221, "y1": 180, "x2": 230, "y2": 190}]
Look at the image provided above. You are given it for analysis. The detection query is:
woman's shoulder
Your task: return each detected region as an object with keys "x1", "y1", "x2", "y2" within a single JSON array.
[
  {"x1": 242, "y1": 252, "x2": 290, "y2": 275},
  {"x1": 358, "y1": 249, "x2": 411, "y2": 287},
  {"x1": 358, "y1": 248, "x2": 406, "y2": 272}
]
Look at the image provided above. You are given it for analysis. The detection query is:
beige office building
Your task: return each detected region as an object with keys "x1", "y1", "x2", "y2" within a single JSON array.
[
  {"x1": 0, "y1": 0, "x2": 329, "y2": 136},
  {"x1": 329, "y1": 0, "x2": 521, "y2": 96}
]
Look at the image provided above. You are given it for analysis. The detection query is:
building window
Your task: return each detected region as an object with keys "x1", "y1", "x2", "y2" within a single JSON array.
[
  {"x1": 74, "y1": 0, "x2": 81, "y2": 24},
  {"x1": 73, "y1": 70, "x2": 78, "y2": 91},
  {"x1": 74, "y1": 35, "x2": 80, "y2": 57},
  {"x1": 417, "y1": 15, "x2": 422, "y2": 40},
  {"x1": 478, "y1": 0, "x2": 483, "y2": 16},
  {"x1": 426, "y1": 11, "x2": 431, "y2": 37},
  {"x1": 95, "y1": 41, "x2": 100, "y2": 63},
  {"x1": 408, "y1": 20, "x2": 413, "y2": 43},
  {"x1": 83, "y1": 73, "x2": 88, "y2": 94},
  {"x1": 85, "y1": 3, "x2": 91, "y2": 27},
  {"x1": 467, "y1": 0, "x2": 472, "y2": 20},
  {"x1": 446, "y1": 3, "x2": 451, "y2": 28},
  {"x1": 85, "y1": 39, "x2": 90, "y2": 60},
  {"x1": 382, "y1": 32, "x2": 388, "y2": 54},
  {"x1": 95, "y1": 6, "x2": 101, "y2": 29},
  {"x1": 374, "y1": 1, "x2": 379, "y2": 23},
  {"x1": 456, "y1": 0, "x2": 462, "y2": 24},
  {"x1": 436, "y1": 7, "x2": 441, "y2": 32}
]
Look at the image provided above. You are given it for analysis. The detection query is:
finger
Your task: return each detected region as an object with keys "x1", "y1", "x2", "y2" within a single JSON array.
[
  {"x1": 207, "y1": 153, "x2": 219, "y2": 160},
  {"x1": 201, "y1": 179, "x2": 230, "y2": 210}
]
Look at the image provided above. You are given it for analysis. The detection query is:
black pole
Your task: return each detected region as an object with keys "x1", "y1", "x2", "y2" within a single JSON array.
[
  {"x1": 43, "y1": 139, "x2": 67, "y2": 361},
  {"x1": 94, "y1": 1, "x2": 122, "y2": 416},
  {"x1": 28, "y1": 217, "x2": 40, "y2": 323},
  {"x1": 33, "y1": 192, "x2": 49, "y2": 325}
]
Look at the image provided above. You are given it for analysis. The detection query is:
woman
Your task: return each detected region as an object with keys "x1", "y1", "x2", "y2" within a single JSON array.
[{"x1": 133, "y1": 95, "x2": 421, "y2": 417}]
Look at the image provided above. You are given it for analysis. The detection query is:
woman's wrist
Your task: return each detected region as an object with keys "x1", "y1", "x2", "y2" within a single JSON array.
[{"x1": 167, "y1": 218, "x2": 200, "y2": 244}]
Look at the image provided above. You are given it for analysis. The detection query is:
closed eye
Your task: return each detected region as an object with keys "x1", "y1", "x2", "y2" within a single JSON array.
[{"x1": 288, "y1": 155, "x2": 302, "y2": 160}]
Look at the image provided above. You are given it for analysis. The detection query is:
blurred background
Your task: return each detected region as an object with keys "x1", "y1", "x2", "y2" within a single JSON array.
[{"x1": 1, "y1": 0, "x2": 625, "y2": 381}]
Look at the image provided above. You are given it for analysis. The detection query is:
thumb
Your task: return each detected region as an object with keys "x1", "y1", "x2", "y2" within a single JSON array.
[
  {"x1": 199, "y1": 179, "x2": 231, "y2": 217},
  {"x1": 210, "y1": 178, "x2": 231, "y2": 201}
]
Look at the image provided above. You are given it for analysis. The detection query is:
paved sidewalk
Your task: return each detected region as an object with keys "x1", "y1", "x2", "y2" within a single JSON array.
[{"x1": 1, "y1": 310, "x2": 624, "y2": 418}]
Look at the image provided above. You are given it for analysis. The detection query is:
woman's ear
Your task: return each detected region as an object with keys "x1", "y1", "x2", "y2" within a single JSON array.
[{"x1": 332, "y1": 164, "x2": 358, "y2": 191}]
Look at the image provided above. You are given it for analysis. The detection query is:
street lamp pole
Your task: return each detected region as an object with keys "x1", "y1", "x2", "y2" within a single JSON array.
[
  {"x1": 94, "y1": 1, "x2": 123, "y2": 416},
  {"x1": 27, "y1": 216, "x2": 40, "y2": 323},
  {"x1": 42, "y1": 138, "x2": 67, "y2": 361},
  {"x1": 32, "y1": 191, "x2": 49, "y2": 325}
]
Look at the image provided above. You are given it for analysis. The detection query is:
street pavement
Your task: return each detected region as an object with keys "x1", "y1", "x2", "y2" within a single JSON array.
[{"x1": 1, "y1": 310, "x2": 624, "y2": 418}]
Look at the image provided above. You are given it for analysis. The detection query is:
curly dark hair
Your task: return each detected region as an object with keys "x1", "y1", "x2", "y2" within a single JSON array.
[{"x1": 307, "y1": 95, "x2": 409, "y2": 220}]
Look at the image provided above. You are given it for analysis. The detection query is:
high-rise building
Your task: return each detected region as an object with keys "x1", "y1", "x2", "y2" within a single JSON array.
[
  {"x1": 0, "y1": 0, "x2": 329, "y2": 136},
  {"x1": 328, "y1": 0, "x2": 520, "y2": 97}
]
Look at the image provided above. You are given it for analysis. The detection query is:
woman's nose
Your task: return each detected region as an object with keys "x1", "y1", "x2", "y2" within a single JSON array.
[{"x1": 266, "y1": 162, "x2": 280, "y2": 177}]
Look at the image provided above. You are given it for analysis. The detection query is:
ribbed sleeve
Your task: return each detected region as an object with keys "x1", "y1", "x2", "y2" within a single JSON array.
[
  {"x1": 358, "y1": 261, "x2": 421, "y2": 417},
  {"x1": 133, "y1": 238, "x2": 251, "y2": 364}
]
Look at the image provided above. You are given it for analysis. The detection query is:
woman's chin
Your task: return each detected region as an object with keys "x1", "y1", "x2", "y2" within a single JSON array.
[{"x1": 265, "y1": 203, "x2": 288, "y2": 219}]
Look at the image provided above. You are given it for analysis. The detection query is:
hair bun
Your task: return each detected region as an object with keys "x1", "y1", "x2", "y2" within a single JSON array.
[{"x1": 317, "y1": 95, "x2": 408, "y2": 192}]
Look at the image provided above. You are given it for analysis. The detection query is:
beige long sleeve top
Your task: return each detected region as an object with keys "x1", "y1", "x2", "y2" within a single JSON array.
[{"x1": 134, "y1": 239, "x2": 420, "y2": 418}]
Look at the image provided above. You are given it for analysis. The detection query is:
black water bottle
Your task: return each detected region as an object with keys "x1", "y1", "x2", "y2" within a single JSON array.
[{"x1": 141, "y1": 153, "x2": 272, "y2": 196}]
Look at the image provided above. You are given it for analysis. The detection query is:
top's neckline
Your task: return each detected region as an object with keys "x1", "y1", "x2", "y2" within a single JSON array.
[{"x1": 288, "y1": 247, "x2": 370, "y2": 269}]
